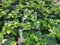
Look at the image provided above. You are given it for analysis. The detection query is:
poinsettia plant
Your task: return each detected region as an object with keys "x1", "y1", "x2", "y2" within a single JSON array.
[{"x1": 0, "y1": 0, "x2": 60, "y2": 45}]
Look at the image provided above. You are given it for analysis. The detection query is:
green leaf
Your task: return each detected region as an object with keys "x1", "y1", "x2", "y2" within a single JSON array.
[
  {"x1": 30, "y1": 34, "x2": 38, "y2": 41},
  {"x1": 36, "y1": 31, "x2": 42, "y2": 39},
  {"x1": 43, "y1": 34, "x2": 57, "y2": 45},
  {"x1": 39, "y1": 38, "x2": 47, "y2": 45},
  {"x1": 0, "y1": 33, "x2": 3, "y2": 41},
  {"x1": 3, "y1": 37, "x2": 15, "y2": 45}
]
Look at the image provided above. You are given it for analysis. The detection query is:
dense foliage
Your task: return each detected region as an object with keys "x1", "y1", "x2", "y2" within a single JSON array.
[{"x1": 0, "y1": 0, "x2": 60, "y2": 45}]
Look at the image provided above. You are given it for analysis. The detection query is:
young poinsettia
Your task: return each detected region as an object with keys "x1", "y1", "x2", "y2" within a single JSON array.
[{"x1": 1, "y1": 0, "x2": 60, "y2": 45}]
